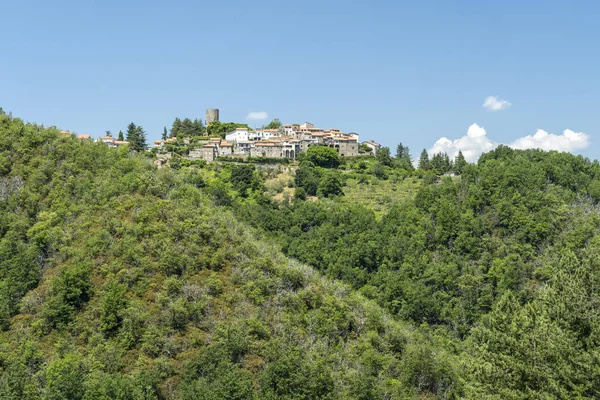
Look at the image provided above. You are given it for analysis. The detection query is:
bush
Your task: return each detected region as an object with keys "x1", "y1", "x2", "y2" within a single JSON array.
[
  {"x1": 318, "y1": 172, "x2": 344, "y2": 198},
  {"x1": 305, "y1": 146, "x2": 340, "y2": 168},
  {"x1": 295, "y1": 187, "x2": 307, "y2": 200}
]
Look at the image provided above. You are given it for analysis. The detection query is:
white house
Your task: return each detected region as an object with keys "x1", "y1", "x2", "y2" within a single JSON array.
[
  {"x1": 347, "y1": 132, "x2": 360, "y2": 142},
  {"x1": 225, "y1": 127, "x2": 249, "y2": 142},
  {"x1": 299, "y1": 122, "x2": 314, "y2": 130},
  {"x1": 362, "y1": 140, "x2": 381, "y2": 154}
]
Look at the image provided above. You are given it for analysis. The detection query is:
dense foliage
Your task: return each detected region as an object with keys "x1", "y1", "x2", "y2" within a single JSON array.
[
  {"x1": 0, "y1": 114, "x2": 455, "y2": 399},
  {"x1": 238, "y1": 146, "x2": 600, "y2": 399},
  {"x1": 169, "y1": 118, "x2": 206, "y2": 138},
  {"x1": 206, "y1": 121, "x2": 252, "y2": 138},
  {"x1": 2, "y1": 111, "x2": 600, "y2": 399}
]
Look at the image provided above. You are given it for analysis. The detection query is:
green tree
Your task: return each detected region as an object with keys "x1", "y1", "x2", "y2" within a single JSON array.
[
  {"x1": 295, "y1": 186, "x2": 307, "y2": 200},
  {"x1": 46, "y1": 353, "x2": 85, "y2": 400},
  {"x1": 418, "y1": 149, "x2": 431, "y2": 170},
  {"x1": 117, "y1": 130, "x2": 124, "y2": 141},
  {"x1": 455, "y1": 150, "x2": 467, "y2": 174},
  {"x1": 372, "y1": 162, "x2": 387, "y2": 179},
  {"x1": 207, "y1": 121, "x2": 252, "y2": 138},
  {"x1": 170, "y1": 118, "x2": 182, "y2": 138},
  {"x1": 318, "y1": 172, "x2": 344, "y2": 198},
  {"x1": 192, "y1": 118, "x2": 205, "y2": 136},
  {"x1": 100, "y1": 280, "x2": 128, "y2": 333},
  {"x1": 265, "y1": 118, "x2": 282, "y2": 130},
  {"x1": 395, "y1": 143, "x2": 413, "y2": 170},
  {"x1": 105, "y1": 130, "x2": 112, "y2": 137},
  {"x1": 305, "y1": 146, "x2": 340, "y2": 168},
  {"x1": 430, "y1": 152, "x2": 452, "y2": 173},
  {"x1": 229, "y1": 165, "x2": 259, "y2": 197},
  {"x1": 396, "y1": 143, "x2": 406, "y2": 159},
  {"x1": 162, "y1": 127, "x2": 168, "y2": 141},
  {"x1": 376, "y1": 146, "x2": 392, "y2": 166},
  {"x1": 295, "y1": 164, "x2": 321, "y2": 196},
  {"x1": 126, "y1": 122, "x2": 146, "y2": 151},
  {"x1": 359, "y1": 143, "x2": 372, "y2": 154}
]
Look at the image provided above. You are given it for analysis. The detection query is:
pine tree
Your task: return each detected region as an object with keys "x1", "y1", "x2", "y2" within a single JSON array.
[
  {"x1": 162, "y1": 127, "x2": 168, "y2": 141},
  {"x1": 105, "y1": 130, "x2": 112, "y2": 137},
  {"x1": 134, "y1": 125, "x2": 147, "y2": 151},
  {"x1": 192, "y1": 119, "x2": 205, "y2": 136},
  {"x1": 376, "y1": 147, "x2": 393, "y2": 166},
  {"x1": 118, "y1": 130, "x2": 124, "y2": 141},
  {"x1": 396, "y1": 143, "x2": 405, "y2": 159},
  {"x1": 402, "y1": 147, "x2": 413, "y2": 170},
  {"x1": 455, "y1": 150, "x2": 467, "y2": 174},
  {"x1": 126, "y1": 123, "x2": 146, "y2": 151},
  {"x1": 418, "y1": 149, "x2": 431, "y2": 170},
  {"x1": 170, "y1": 118, "x2": 182, "y2": 138},
  {"x1": 126, "y1": 123, "x2": 138, "y2": 144},
  {"x1": 443, "y1": 152, "x2": 452, "y2": 173},
  {"x1": 180, "y1": 118, "x2": 194, "y2": 138}
]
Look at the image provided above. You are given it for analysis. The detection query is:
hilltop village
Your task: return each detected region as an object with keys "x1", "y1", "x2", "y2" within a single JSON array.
[
  {"x1": 59, "y1": 108, "x2": 383, "y2": 167},
  {"x1": 151, "y1": 109, "x2": 382, "y2": 163}
]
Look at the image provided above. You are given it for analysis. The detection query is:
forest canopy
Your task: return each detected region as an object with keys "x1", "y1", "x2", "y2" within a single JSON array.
[{"x1": 1, "y1": 111, "x2": 600, "y2": 399}]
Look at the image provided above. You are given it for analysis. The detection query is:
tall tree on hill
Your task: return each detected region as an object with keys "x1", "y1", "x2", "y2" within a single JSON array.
[
  {"x1": 192, "y1": 119, "x2": 205, "y2": 136},
  {"x1": 105, "y1": 130, "x2": 112, "y2": 137},
  {"x1": 118, "y1": 130, "x2": 124, "y2": 141},
  {"x1": 376, "y1": 147, "x2": 393, "y2": 166},
  {"x1": 170, "y1": 118, "x2": 182, "y2": 138},
  {"x1": 455, "y1": 150, "x2": 467, "y2": 174},
  {"x1": 126, "y1": 122, "x2": 146, "y2": 151},
  {"x1": 396, "y1": 143, "x2": 406, "y2": 159},
  {"x1": 431, "y1": 152, "x2": 453, "y2": 173},
  {"x1": 162, "y1": 127, "x2": 168, "y2": 141},
  {"x1": 180, "y1": 118, "x2": 194, "y2": 137},
  {"x1": 395, "y1": 143, "x2": 414, "y2": 170},
  {"x1": 418, "y1": 149, "x2": 431, "y2": 170}
]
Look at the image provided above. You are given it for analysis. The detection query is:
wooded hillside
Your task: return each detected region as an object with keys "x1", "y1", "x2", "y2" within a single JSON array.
[{"x1": 1, "y1": 112, "x2": 599, "y2": 399}]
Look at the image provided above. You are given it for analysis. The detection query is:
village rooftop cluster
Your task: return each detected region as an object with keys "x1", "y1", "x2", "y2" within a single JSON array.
[
  {"x1": 60, "y1": 109, "x2": 383, "y2": 163},
  {"x1": 154, "y1": 110, "x2": 382, "y2": 163}
]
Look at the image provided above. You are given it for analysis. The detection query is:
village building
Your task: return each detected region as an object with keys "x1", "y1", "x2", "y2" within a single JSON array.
[
  {"x1": 218, "y1": 141, "x2": 233, "y2": 157},
  {"x1": 178, "y1": 114, "x2": 373, "y2": 162},
  {"x1": 326, "y1": 136, "x2": 359, "y2": 157},
  {"x1": 114, "y1": 140, "x2": 129, "y2": 147},
  {"x1": 99, "y1": 136, "x2": 116, "y2": 145},
  {"x1": 225, "y1": 127, "x2": 250, "y2": 142},
  {"x1": 189, "y1": 145, "x2": 218, "y2": 162},
  {"x1": 362, "y1": 140, "x2": 381, "y2": 154},
  {"x1": 234, "y1": 141, "x2": 253, "y2": 156}
]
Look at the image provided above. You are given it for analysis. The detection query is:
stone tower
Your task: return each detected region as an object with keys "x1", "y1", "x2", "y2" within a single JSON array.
[{"x1": 206, "y1": 109, "x2": 219, "y2": 125}]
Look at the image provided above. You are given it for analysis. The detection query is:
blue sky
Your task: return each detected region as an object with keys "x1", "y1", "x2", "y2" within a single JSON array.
[{"x1": 1, "y1": 0, "x2": 598, "y2": 160}]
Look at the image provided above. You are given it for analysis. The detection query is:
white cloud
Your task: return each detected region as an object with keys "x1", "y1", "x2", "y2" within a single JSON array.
[
  {"x1": 427, "y1": 124, "x2": 591, "y2": 163},
  {"x1": 510, "y1": 129, "x2": 590, "y2": 152},
  {"x1": 247, "y1": 111, "x2": 268, "y2": 121},
  {"x1": 483, "y1": 96, "x2": 511, "y2": 111},
  {"x1": 429, "y1": 123, "x2": 497, "y2": 162}
]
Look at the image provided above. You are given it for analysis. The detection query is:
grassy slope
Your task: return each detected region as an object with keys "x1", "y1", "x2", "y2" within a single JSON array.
[{"x1": 342, "y1": 177, "x2": 421, "y2": 218}]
